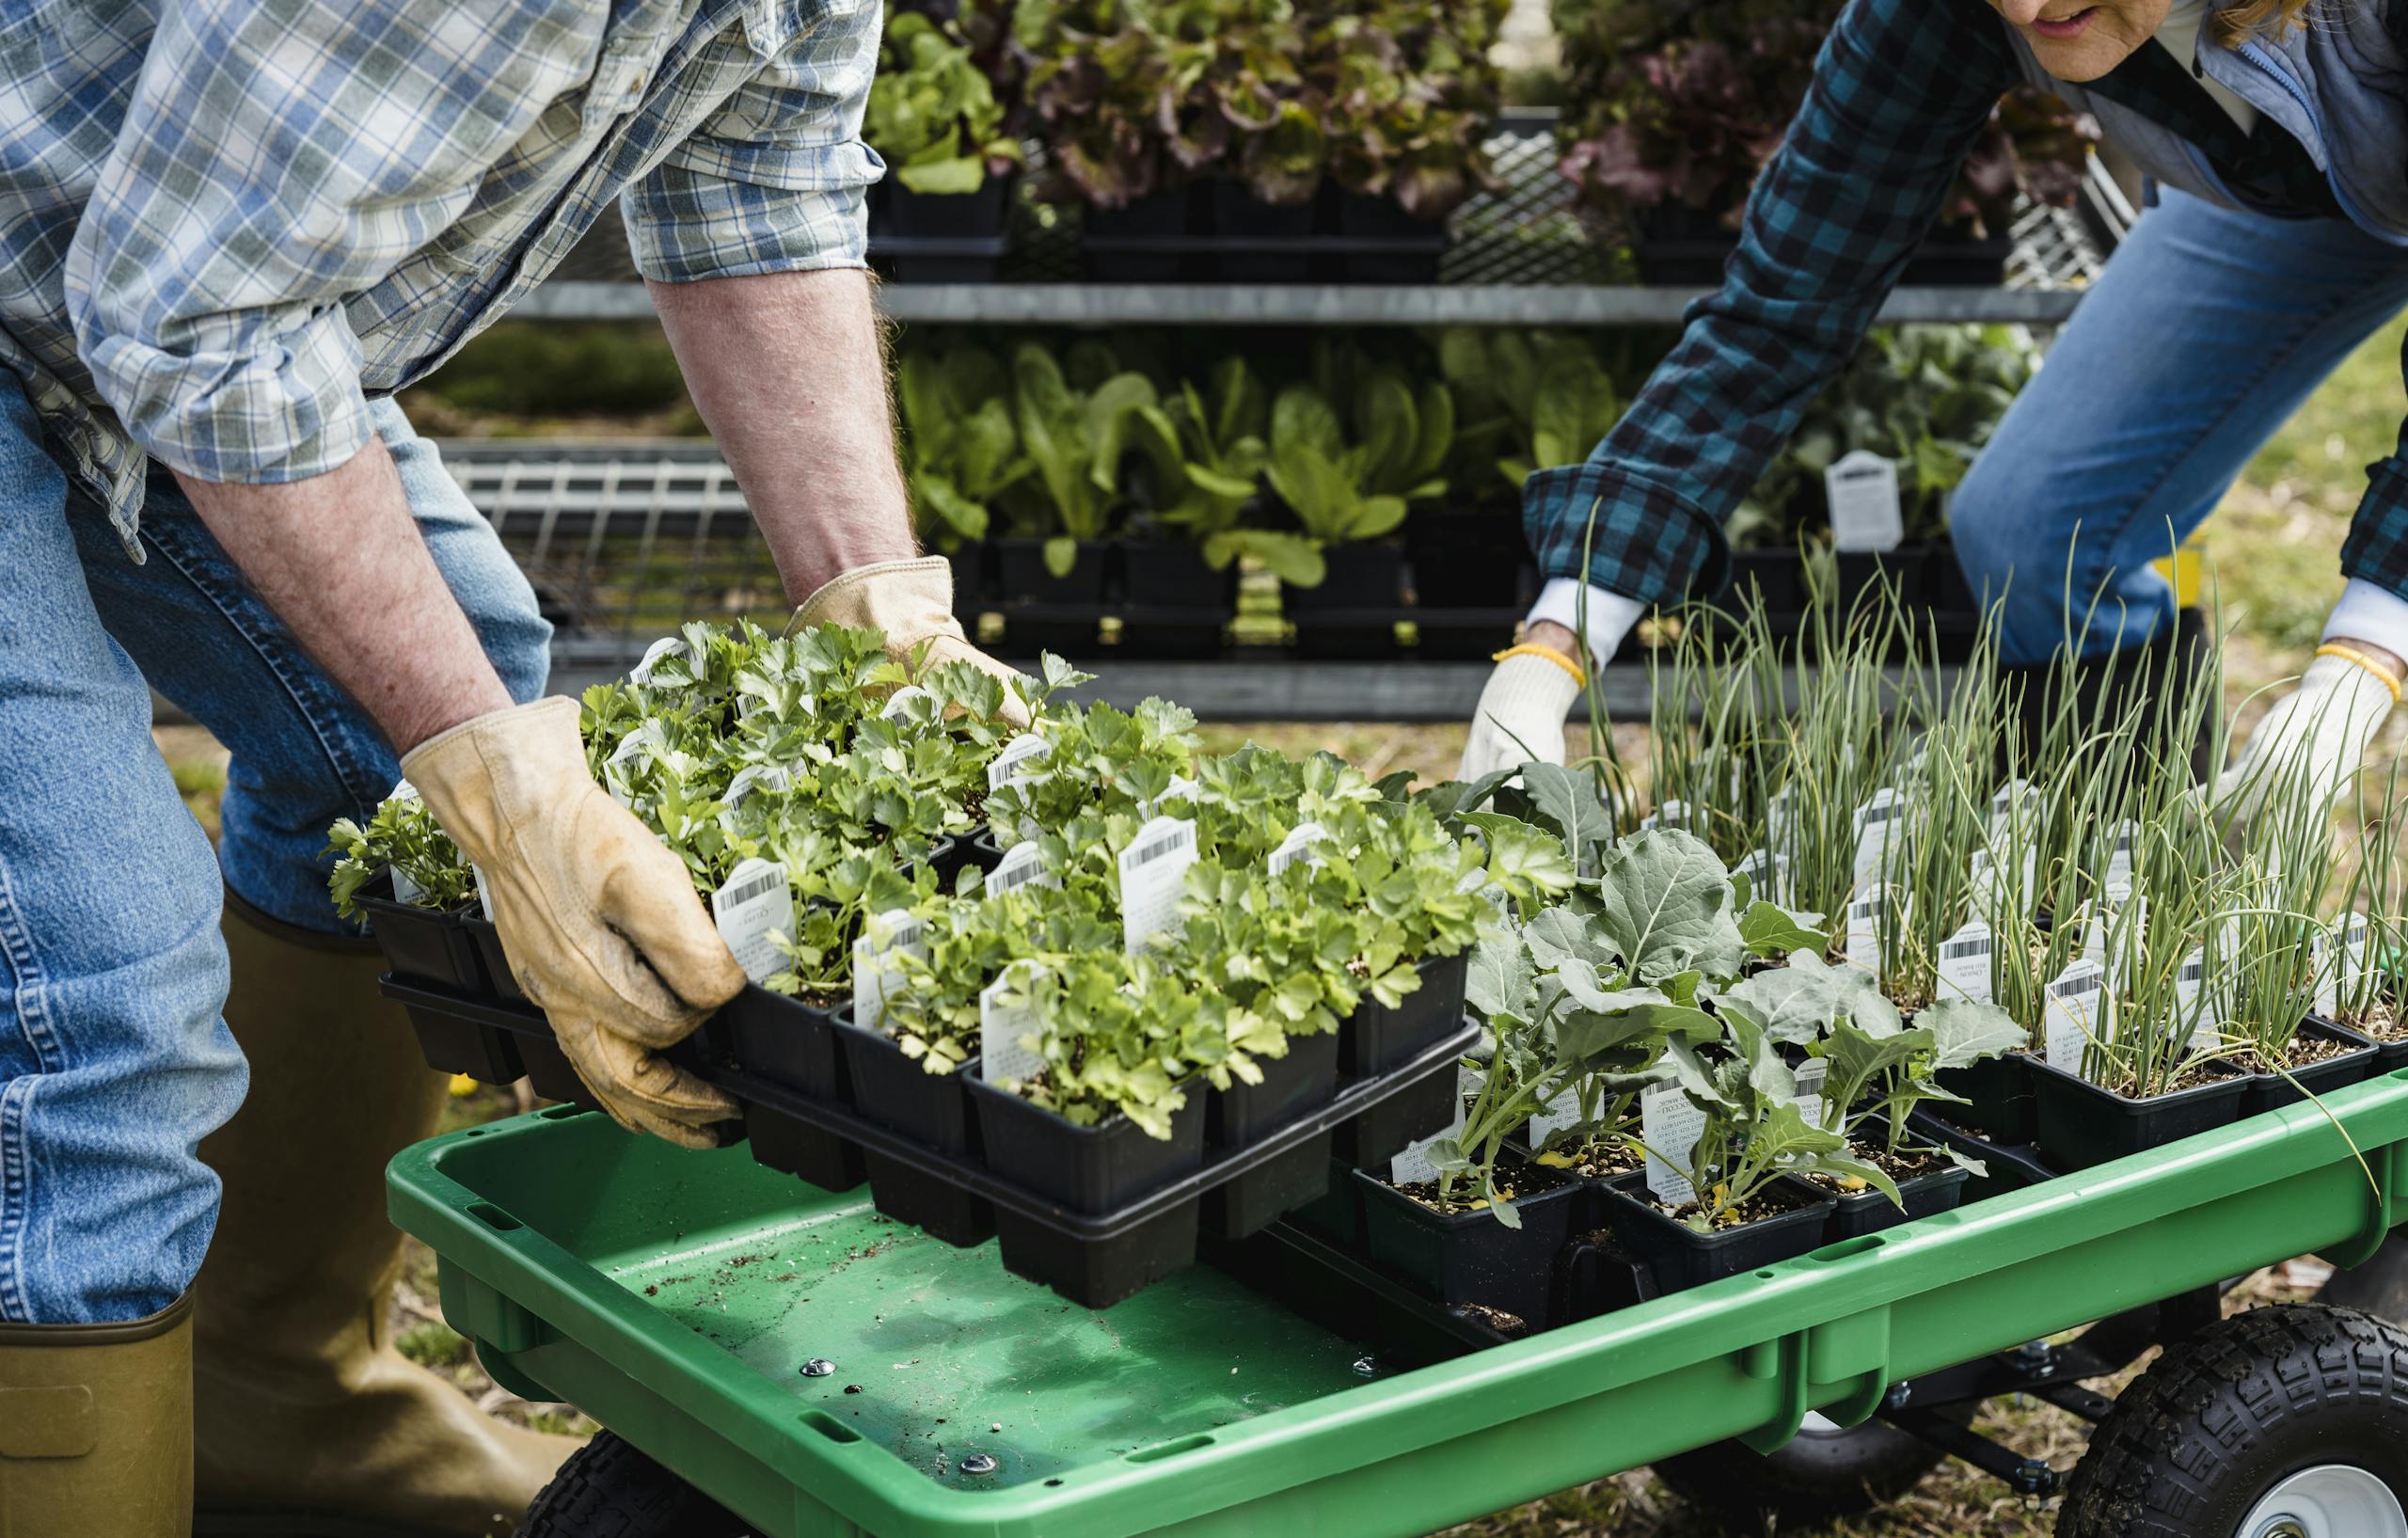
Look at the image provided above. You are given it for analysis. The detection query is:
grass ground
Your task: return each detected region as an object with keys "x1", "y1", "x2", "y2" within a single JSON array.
[{"x1": 152, "y1": 310, "x2": 2408, "y2": 1533}]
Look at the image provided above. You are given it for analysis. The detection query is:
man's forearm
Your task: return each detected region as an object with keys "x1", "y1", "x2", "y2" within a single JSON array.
[
  {"x1": 650, "y1": 268, "x2": 916, "y2": 601},
  {"x1": 177, "y1": 438, "x2": 512, "y2": 754}
]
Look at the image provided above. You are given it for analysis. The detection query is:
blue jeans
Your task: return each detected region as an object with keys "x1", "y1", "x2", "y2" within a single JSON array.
[
  {"x1": 0, "y1": 381, "x2": 548, "y2": 1323},
  {"x1": 1952, "y1": 188, "x2": 2408, "y2": 666}
]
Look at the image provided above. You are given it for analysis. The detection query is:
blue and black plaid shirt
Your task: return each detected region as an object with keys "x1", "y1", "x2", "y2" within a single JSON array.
[
  {"x1": 1524, "y1": 0, "x2": 2408, "y2": 610},
  {"x1": 5, "y1": 0, "x2": 881, "y2": 550}
]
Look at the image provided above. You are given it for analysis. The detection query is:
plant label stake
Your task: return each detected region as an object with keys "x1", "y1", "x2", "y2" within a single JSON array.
[
  {"x1": 978, "y1": 963, "x2": 1046, "y2": 1086},
  {"x1": 851, "y1": 909, "x2": 927, "y2": 1034},
  {"x1": 1826, "y1": 450, "x2": 1904, "y2": 553},
  {"x1": 987, "y1": 734, "x2": 1052, "y2": 791},
  {"x1": 2311, "y1": 928, "x2": 2339, "y2": 1019},
  {"x1": 1527, "y1": 1086, "x2": 1583, "y2": 1150},
  {"x1": 1937, "y1": 919, "x2": 1994, "y2": 1005},
  {"x1": 1641, "y1": 1085, "x2": 1704, "y2": 1209},
  {"x1": 469, "y1": 864, "x2": 495, "y2": 922},
  {"x1": 626, "y1": 635, "x2": 685, "y2": 686},
  {"x1": 2044, "y1": 959, "x2": 2110, "y2": 1082},
  {"x1": 1988, "y1": 779, "x2": 2035, "y2": 844},
  {"x1": 2100, "y1": 820, "x2": 2140, "y2": 900},
  {"x1": 1638, "y1": 799, "x2": 1688, "y2": 833},
  {"x1": 1268, "y1": 820, "x2": 1328, "y2": 878},
  {"x1": 1139, "y1": 775, "x2": 1200, "y2": 819},
  {"x1": 1843, "y1": 886, "x2": 1892, "y2": 974},
  {"x1": 385, "y1": 780, "x2": 430, "y2": 905},
  {"x1": 2178, "y1": 948, "x2": 2216, "y2": 1053},
  {"x1": 879, "y1": 685, "x2": 937, "y2": 723},
  {"x1": 987, "y1": 839, "x2": 1060, "y2": 897},
  {"x1": 1766, "y1": 784, "x2": 1798, "y2": 848},
  {"x1": 1851, "y1": 789, "x2": 1904, "y2": 883},
  {"x1": 1118, "y1": 817, "x2": 1197, "y2": 954},
  {"x1": 1794, "y1": 1057, "x2": 1831, "y2": 1132},
  {"x1": 2339, "y1": 914, "x2": 2373, "y2": 1004},
  {"x1": 1388, "y1": 1062, "x2": 1477, "y2": 1186},
  {"x1": 723, "y1": 763, "x2": 792, "y2": 807},
  {"x1": 712, "y1": 858, "x2": 796, "y2": 986}
]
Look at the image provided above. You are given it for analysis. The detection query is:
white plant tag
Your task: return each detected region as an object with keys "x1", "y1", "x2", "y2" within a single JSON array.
[
  {"x1": 879, "y1": 685, "x2": 936, "y2": 722},
  {"x1": 1937, "y1": 919, "x2": 1995, "y2": 1004},
  {"x1": 1639, "y1": 798, "x2": 1689, "y2": 833},
  {"x1": 1794, "y1": 1056, "x2": 1831, "y2": 1131},
  {"x1": 1141, "y1": 775, "x2": 1200, "y2": 818},
  {"x1": 1988, "y1": 779, "x2": 2035, "y2": 842},
  {"x1": 1766, "y1": 783, "x2": 1798, "y2": 848},
  {"x1": 987, "y1": 733, "x2": 1052, "y2": 792},
  {"x1": 2044, "y1": 959, "x2": 2109, "y2": 1078},
  {"x1": 1827, "y1": 450, "x2": 1905, "y2": 553},
  {"x1": 1117, "y1": 817, "x2": 1198, "y2": 953},
  {"x1": 2311, "y1": 928, "x2": 2339, "y2": 1018},
  {"x1": 978, "y1": 964, "x2": 1046, "y2": 1085},
  {"x1": 849, "y1": 909, "x2": 927, "y2": 1034},
  {"x1": 469, "y1": 864, "x2": 495, "y2": 922},
  {"x1": 1851, "y1": 788, "x2": 1905, "y2": 881},
  {"x1": 1389, "y1": 1063, "x2": 1479, "y2": 1185},
  {"x1": 626, "y1": 635, "x2": 685, "y2": 686},
  {"x1": 1528, "y1": 1086, "x2": 1584, "y2": 1149},
  {"x1": 390, "y1": 867, "x2": 427, "y2": 906},
  {"x1": 1843, "y1": 886, "x2": 1890, "y2": 972},
  {"x1": 723, "y1": 763, "x2": 792, "y2": 807},
  {"x1": 1641, "y1": 1085, "x2": 1705, "y2": 1209},
  {"x1": 2178, "y1": 947, "x2": 2216, "y2": 1052},
  {"x1": 1268, "y1": 820, "x2": 1329, "y2": 877},
  {"x1": 2339, "y1": 914, "x2": 2374, "y2": 1004},
  {"x1": 987, "y1": 839, "x2": 1060, "y2": 897},
  {"x1": 2103, "y1": 895, "x2": 2147, "y2": 995},
  {"x1": 712, "y1": 857, "x2": 794, "y2": 986},
  {"x1": 2101, "y1": 819, "x2": 2141, "y2": 899}
]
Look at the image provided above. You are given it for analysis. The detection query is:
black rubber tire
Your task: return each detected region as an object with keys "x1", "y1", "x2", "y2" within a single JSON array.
[
  {"x1": 1650, "y1": 1404, "x2": 1971, "y2": 1529},
  {"x1": 515, "y1": 1430, "x2": 755, "y2": 1538},
  {"x1": 2057, "y1": 1304, "x2": 2408, "y2": 1537}
]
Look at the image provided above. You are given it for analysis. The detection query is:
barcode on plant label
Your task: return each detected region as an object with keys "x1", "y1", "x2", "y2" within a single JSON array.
[
  {"x1": 391, "y1": 778, "x2": 419, "y2": 802},
  {"x1": 626, "y1": 635, "x2": 684, "y2": 685},
  {"x1": 2045, "y1": 960, "x2": 2108, "y2": 1077},
  {"x1": 1843, "y1": 887, "x2": 1888, "y2": 971},
  {"x1": 1852, "y1": 789, "x2": 1902, "y2": 880},
  {"x1": 987, "y1": 734, "x2": 1052, "y2": 791},
  {"x1": 2102, "y1": 819, "x2": 2140, "y2": 898},
  {"x1": 2178, "y1": 947, "x2": 2218, "y2": 1052},
  {"x1": 988, "y1": 839, "x2": 1058, "y2": 896},
  {"x1": 1641, "y1": 1086, "x2": 1705, "y2": 1209},
  {"x1": 2339, "y1": 914, "x2": 2373, "y2": 998},
  {"x1": 1268, "y1": 820, "x2": 1328, "y2": 878},
  {"x1": 978, "y1": 964, "x2": 1047, "y2": 1085},
  {"x1": 1937, "y1": 919, "x2": 1994, "y2": 1004},
  {"x1": 724, "y1": 763, "x2": 792, "y2": 806},
  {"x1": 712, "y1": 857, "x2": 795, "y2": 986},
  {"x1": 1794, "y1": 1057, "x2": 1830, "y2": 1130},
  {"x1": 1118, "y1": 817, "x2": 1198, "y2": 953}
]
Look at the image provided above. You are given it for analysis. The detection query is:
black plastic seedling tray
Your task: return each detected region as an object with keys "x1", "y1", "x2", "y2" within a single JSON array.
[
  {"x1": 2029, "y1": 1056, "x2": 2253, "y2": 1171},
  {"x1": 2245, "y1": 1019, "x2": 2380, "y2": 1116},
  {"x1": 355, "y1": 874, "x2": 489, "y2": 993}
]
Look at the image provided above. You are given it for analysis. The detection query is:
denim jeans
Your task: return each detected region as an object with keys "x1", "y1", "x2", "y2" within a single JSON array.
[
  {"x1": 0, "y1": 379, "x2": 549, "y2": 1323},
  {"x1": 1951, "y1": 187, "x2": 2408, "y2": 666}
]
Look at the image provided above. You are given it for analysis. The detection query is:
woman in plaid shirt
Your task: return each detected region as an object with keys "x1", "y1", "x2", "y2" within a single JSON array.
[{"x1": 1466, "y1": 0, "x2": 2408, "y2": 826}]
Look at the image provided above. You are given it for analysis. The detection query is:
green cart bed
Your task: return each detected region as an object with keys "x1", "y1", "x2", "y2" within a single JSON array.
[{"x1": 389, "y1": 1070, "x2": 2408, "y2": 1538}]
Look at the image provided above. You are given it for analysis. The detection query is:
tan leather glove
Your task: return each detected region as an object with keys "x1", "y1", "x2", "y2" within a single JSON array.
[
  {"x1": 790, "y1": 556, "x2": 1032, "y2": 728},
  {"x1": 403, "y1": 697, "x2": 744, "y2": 1148}
]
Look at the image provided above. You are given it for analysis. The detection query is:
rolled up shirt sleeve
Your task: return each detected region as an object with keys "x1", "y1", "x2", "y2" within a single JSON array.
[
  {"x1": 64, "y1": 0, "x2": 594, "y2": 486},
  {"x1": 1525, "y1": 0, "x2": 2017, "y2": 607},
  {"x1": 626, "y1": 0, "x2": 886, "y2": 283}
]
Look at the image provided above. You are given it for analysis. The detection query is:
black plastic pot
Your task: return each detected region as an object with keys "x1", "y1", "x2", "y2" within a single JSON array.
[
  {"x1": 460, "y1": 916, "x2": 527, "y2": 1005},
  {"x1": 1899, "y1": 226, "x2": 2013, "y2": 288},
  {"x1": 969, "y1": 1083, "x2": 1210, "y2": 1303},
  {"x1": 1339, "y1": 952, "x2": 1470, "y2": 1078},
  {"x1": 356, "y1": 874, "x2": 489, "y2": 992},
  {"x1": 1908, "y1": 1109, "x2": 2058, "y2": 1205},
  {"x1": 1334, "y1": 1052, "x2": 1455, "y2": 1169},
  {"x1": 1121, "y1": 540, "x2": 1233, "y2": 608},
  {"x1": 1933, "y1": 1051, "x2": 2036, "y2": 1145},
  {"x1": 1204, "y1": 1031, "x2": 1341, "y2": 1239},
  {"x1": 1816, "y1": 1158, "x2": 1970, "y2": 1242},
  {"x1": 1357, "y1": 1165, "x2": 1581, "y2": 1333},
  {"x1": 1289, "y1": 1156, "x2": 1367, "y2": 1246},
  {"x1": 1404, "y1": 508, "x2": 1527, "y2": 610},
  {"x1": 1210, "y1": 182, "x2": 1315, "y2": 283},
  {"x1": 994, "y1": 537, "x2": 1109, "y2": 605},
  {"x1": 2029, "y1": 1056, "x2": 2253, "y2": 1172},
  {"x1": 712, "y1": 988, "x2": 862, "y2": 1191},
  {"x1": 1726, "y1": 547, "x2": 1804, "y2": 615},
  {"x1": 515, "y1": 1032, "x2": 602, "y2": 1113},
  {"x1": 835, "y1": 1010, "x2": 991, "y2": 1245},
  {"x1": 2245, "y1": 1018, "x2": 2379, "y2": 1116},
  {"x1": 392, "y1": 987, "x2": 524, "y2": 1086},
  {"x1": 1285, "y1": 543, "x2": 1404, "y2": 614},
  {"x1": 1603, "y1": 1176, "x2": 1837, "y2": 1295},
  {"x1": 1082, "y1": 188, "x2": 1199, "y2": 282},
  {"x1": 877, "y1": 179, "x2": 1010, "y2": 241},
  {"x1": 945, "y1": 541, "x2": 992, "y2": 626},
  {"x1": 1333, "y1": 192, "x2": 1445, "y2": 284},
  {"x1": 1833, "y1": 546, "x2": 1931, "y2": 612}
]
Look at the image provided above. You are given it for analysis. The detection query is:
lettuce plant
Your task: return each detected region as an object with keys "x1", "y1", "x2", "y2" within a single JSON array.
[
  {"x1": 897, "y1": 346, "x2": 1032, "y2": 550},
  {"x1": 867, "y1": 8, "x2": 1023, "y2": 195},
  {"x1": 1003, "y1": 343, "x2": 1161, "y2": 575},
  {"x1": 1264, "y1": 370, "x2": 1450, "y2": 552}
]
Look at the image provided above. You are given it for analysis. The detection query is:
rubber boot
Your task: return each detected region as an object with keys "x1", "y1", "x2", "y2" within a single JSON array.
[
  {"x1": 0, "y1": 1292, "x2": 192, "y2": 1538},
  {"x1": 1998, "y1": 608, "x2": 2219, "y2": 786},
  {"x1": 192, "y1": 890, "x2": 578, "y2": 1538}
]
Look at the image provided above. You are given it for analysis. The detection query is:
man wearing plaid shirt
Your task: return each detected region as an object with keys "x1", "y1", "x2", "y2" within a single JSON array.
[
  {"x1": 0, "y1": 1, "x2": 1022, "y2": 1531},
  {"x1": 1465, "y1": 0, "x2": 2408, "y2": 812}
]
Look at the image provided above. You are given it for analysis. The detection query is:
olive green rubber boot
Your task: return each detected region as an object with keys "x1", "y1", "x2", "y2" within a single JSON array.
[
  {"x1": 0, "y1": 1292, "x2": 193, "y2": 1538},
  {"x1": 192, "y1": 890, "x2": 578, "y2": 1538}
]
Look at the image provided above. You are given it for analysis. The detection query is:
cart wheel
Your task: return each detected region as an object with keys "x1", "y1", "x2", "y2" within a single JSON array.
[
  {"x1": 1649, "y1": 1405, "x2": 1971, "y2": 1528},
  {"x1": 517, "y1": 1431, "x2": 756, "y2": 1537},
  {"x1": 2058, "y1": 1305, "x2": 2408, "y2": 1538}
]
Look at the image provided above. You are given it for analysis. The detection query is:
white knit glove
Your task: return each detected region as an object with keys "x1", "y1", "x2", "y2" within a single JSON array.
[
  {"x1": 2215, "y1": 648, "x2": 2400, "y2": 826},
  {"x1": 1460, "y1": 647, "x2": 1586, "y2": 780}
]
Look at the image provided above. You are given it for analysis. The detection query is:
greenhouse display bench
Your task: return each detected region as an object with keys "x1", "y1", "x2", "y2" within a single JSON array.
[{"x1": 391, "y1": 1068, "x2": 2408, "y2": 1538}]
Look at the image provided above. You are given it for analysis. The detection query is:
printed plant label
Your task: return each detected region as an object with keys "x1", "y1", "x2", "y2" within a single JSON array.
[
  {"x1": 2178, "y1": 947, "x2": 2216, "y2": 1052},
  {"x1": 2044, "y1": 959, "x2": 2109, "y2": 1079},
  {"x1": 1794, "y1": 1056, "x2": 1831, "y2": 1131},
  {"x1": 712, "y1": 857, "x2": 794, "y2": 986},
  {"x1": 390, "y1": 867, "x2": 427, "y2": 906},
  {"x1": 1268, "y1": 820, "x2": 1330, "y2": 878},
  {"x1": 850, "y1": 909, "x2": 927, "y2": 1034},
  {"x1": 2338, "y1": 914, "x2": 2373, "y2": 1002},
  {"x1": 1827, "y1": 450, "x2": 1905, "y2": 553},
  {"x1": 626, "y1": 635, "x2": 685, "y2": 686},
  {"x1": 978, "y1": 964, "x2": 1047, "y2": 1086},
  {"x1": 1937, "y1": 919, "x2": 1995, "y2": 1005},
  {"x1": 1118, "y1": 817, "x2": 1198, "y2": 953},
  {"x1": 1843, "y1": 886, "x2": 1891, "y2": 972},
  {"x1": 1389, "y1": 1063, "x2": 1480, "y2": 1185},
  {"x1": 1527, "y1": 1086, "x2": 1584, "y2": 1149},
  {"x1": 469, "y1": 864, "x2": 495, "y2": 922},
  {"x1": 1851, "y1": 788, "x2": 1904, "y2": 881},
  {"x1": 879, "y1": 685, "x2": 937, "y2": 722},
  {"x1": 1140, "y1": 775, "x2": 1201, "y2": 819},
  {"x1": 2101, "y1": 819, "x2": 2141, "y2": 898},
  {"x1": 2311, "y1": 928, "x2": 2339, "y2": 1019},
  {"x1": 723, "y1": 763, "x2": 792, "y2": 806},
  {"x1": 1988, "y1": 778, "x2": 2035, "y2": 842},
  {"x1": 987, "y1": 733, "x2": 1052, "y2": 792},
  {"x1": 1642, "y1": 1085, "x2": 1706, "y2": 1209},
  {"x1": 987, "y1": 839, "x2": 1060, "y2": 897}
]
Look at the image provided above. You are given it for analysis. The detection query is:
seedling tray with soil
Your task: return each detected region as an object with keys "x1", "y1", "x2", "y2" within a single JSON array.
[
  {"x1": 2029, "y1": 1054, "x2": 2253, "y2": 1171},
  {"x1": 1603, "y1": 1175, "x2": 1839, "y2": 1296},
  {"x1": 2237, "y1": 1019, "x2": 2379, "y2": 1117},
  {"x1": 356, "y1": 871, "x2": 491, "y2": 993},
  {"x1": 1356, "y1": 1160, "x2": 1584, "y2": 1333},
  {"x1": 1805, "y1": 1144, "x2": 1971, "y2": 1242}
]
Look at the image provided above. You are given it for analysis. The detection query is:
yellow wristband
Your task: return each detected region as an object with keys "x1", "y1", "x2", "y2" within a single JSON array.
[
  {"x1": 1492, "y1": 642, "x2": 1587, "y2": 690},
  {"x1": 2316, "y1": 643, "x2": 2404, "y2": 705}
]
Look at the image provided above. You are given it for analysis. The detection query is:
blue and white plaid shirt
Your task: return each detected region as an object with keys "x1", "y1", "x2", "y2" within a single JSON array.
[{"x1": 4, "y1": 0, "x2": 882, "y2": 548}]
